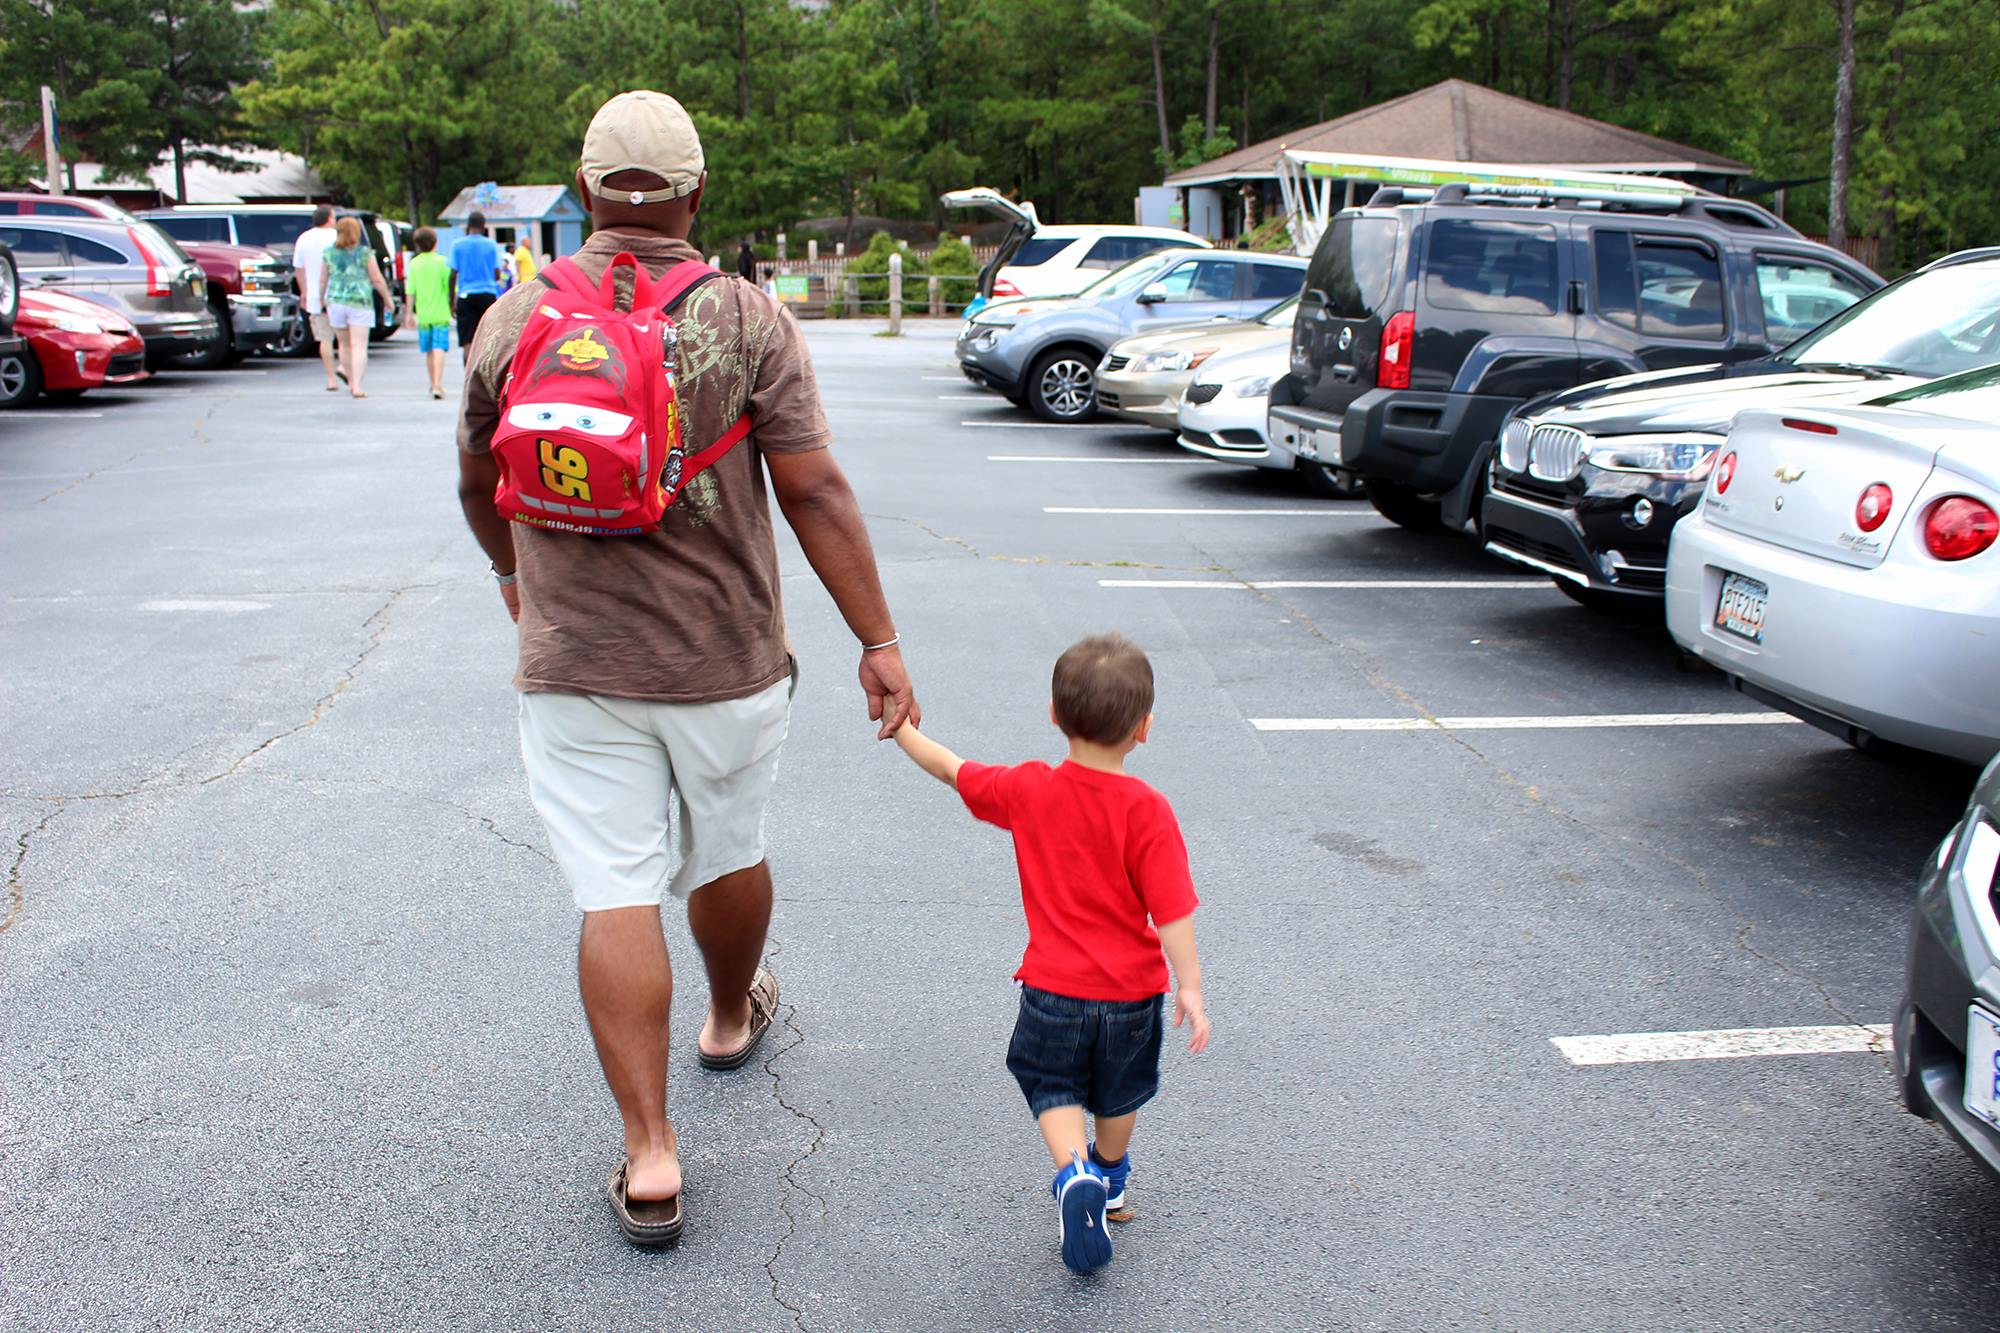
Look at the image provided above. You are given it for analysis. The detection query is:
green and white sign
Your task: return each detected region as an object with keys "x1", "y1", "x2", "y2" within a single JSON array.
[{"x1": 774, "y1": 274, "x2": 811, "y2": 303}]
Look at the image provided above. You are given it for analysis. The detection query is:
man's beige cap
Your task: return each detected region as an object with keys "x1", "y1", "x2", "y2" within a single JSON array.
[{"x1": 580, "y1": 91, "x2": 705, "y2": 204}]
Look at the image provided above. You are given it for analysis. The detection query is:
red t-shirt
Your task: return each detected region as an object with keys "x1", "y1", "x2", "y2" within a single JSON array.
[{"x1": 957, "y1": 759, "x2": 1199, "y2": 1001}]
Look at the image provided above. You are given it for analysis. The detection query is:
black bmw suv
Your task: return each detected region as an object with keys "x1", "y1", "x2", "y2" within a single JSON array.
[
  {"x1": 1266, "y1": 182, "x2": 1880, "y2": 532},
  {"x1": 1484, "y1": 248, "x2": 2000, "y2": 609}
]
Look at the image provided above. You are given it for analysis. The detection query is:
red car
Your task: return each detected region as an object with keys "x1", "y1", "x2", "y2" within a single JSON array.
[{"x1": 0, "y1": 287, "x2": 148, "y2": 408}]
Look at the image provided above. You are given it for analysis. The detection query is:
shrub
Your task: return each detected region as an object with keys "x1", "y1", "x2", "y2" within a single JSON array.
[
  {"x1": 844, "y1": 231, "x2": 926, "y2": 316},
  {"x1": 926, "y1": 234, "x2": 980, "y2": 312}
]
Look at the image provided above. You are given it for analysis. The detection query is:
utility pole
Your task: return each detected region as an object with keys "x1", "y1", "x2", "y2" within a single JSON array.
[{"x1": 40, "y1": 86, "x2": 62, "y2": 197}]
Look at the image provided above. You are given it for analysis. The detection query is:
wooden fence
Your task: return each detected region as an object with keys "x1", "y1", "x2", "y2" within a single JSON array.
[{"x1": 708, "y1": 243, "x2": 999, "y2": 320}]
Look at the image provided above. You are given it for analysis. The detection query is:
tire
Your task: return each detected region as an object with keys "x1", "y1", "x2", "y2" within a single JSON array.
[
  {"x1": 0, "y1": 347, "x2": 43, "y2": 408},
  {"x1": 274, "y1": 312, "x2": 313, "y2": 359},
  {"x1": 1297, "y1": 461, "x2": 1362, "y2": 499},
  {"x1": 1362, "y1": 478, "x2": 1444, "y2": 531},
  {"x1": 171, "y1": 295, "x2": 235, "y2": 369},
  {"x1": 1026, "y1": 348, "x2": 1098, "y2": 422}
]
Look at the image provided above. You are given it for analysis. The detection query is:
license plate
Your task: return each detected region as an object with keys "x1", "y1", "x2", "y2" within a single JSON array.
[
  {"x1": 1967, "y1": 1006, "x2": 2000, "y2": 1132},
  {"x1": 1295, "y1": 429, "x2": 1322, "y2": 461},
  {"x1": 1714, "y1": 571, "x2": 1769, "y2": 643}
]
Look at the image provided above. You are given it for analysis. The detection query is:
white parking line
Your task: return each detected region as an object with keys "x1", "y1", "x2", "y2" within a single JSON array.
[
  {"x1": 1251, "y1": 712, "x2": 1802, "y2": 732},
  {"x1": 1100, "y1": 577, "x2": 1550, "y2": 589},
  {"x1": 1046, "y1": 506, "x2": 1367, "y2": 516},
  {"x1": 989, "y1": 455, "x2": 1209, "y2": 465},
  {"x1": 940, "y1": 395, "x2": 1001, "y2": 401},
  {"x1": 922, "y1": 375, "x2": 967, "y2": 381},
  {"x1": 1552, "y1": 1024, "x2": 1891, "y2": 1066}
]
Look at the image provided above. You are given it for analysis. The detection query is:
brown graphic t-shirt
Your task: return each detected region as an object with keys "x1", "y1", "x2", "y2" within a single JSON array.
[{"x1": 457, "y1": 230, "x2": 832, "y2": 704}]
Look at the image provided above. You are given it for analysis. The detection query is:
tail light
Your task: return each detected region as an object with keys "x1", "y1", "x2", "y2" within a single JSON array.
[
  {"x1": 992, "y1": 277, "x2": 1022, "y2": 299},
  {"x1": 1376, "y1": 311, "x2": 1414, "y2": 389},
  {"x1": 1854, "y1": 483, "x2": 1893, "y2": 533},
  {"x1": 127, "y1": 226, "x2": 170, "y2": 296},
  {"x1": 1715, "y1": 451, "x2": 1737, "y2": 494},
  {"x1": 1782, "y1": 418, "x2": 1838, "y2": 435},
  {"x1": 1922, "y1": 496, "x2": 1999, "y2": 561},
  {"x1": 395, "y1": 249, "x2": 406, "y2": 283}
]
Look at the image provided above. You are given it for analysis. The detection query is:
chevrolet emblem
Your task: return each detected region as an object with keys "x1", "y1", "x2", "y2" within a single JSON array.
[{"x1": 1773, "y1": 464, "x2": 1807, "y2": 483}]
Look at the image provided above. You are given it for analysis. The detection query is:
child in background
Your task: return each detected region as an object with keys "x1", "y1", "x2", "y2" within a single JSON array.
[
  {"x1": 402, "y1": 227, "x2": 452, "y2": 400},
  {"x1": 893, "y1": 632, "x2": 1211, "y2": 1274}
]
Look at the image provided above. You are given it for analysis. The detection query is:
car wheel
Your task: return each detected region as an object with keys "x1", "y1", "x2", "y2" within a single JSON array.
[
  {"x1": 1027, "y1": 349, "x2": 1098, "y2": 422},
  {"x1": 1297, "y1": 461, "x2": 1362, "y2": 499},
  {"x1": 1362, "y1": 478, "x2": 1443, "y2": 531},
  {"x1": 0, "y1": 349, "x2": 43, "y2": 408},
  {"x1": 171, "y1": 296, "x2": 235, "y2": 369},
  {"x1": 274, "y1": 312, "x2": 313, "y2": 358}
]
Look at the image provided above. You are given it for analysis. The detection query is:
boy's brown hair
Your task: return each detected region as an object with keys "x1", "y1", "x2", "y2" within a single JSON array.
[
  {"x1": 1052, "y1": 633, "x2": 1154, "y2": 744},
  {"x1": 413, "y1": 226, "x2": 437, "y2": 253}
]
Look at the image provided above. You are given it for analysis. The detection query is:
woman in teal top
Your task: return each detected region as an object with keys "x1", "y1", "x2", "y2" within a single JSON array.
[{"x1": 319, "y1": 216, "x2": 392, "y2": 399}]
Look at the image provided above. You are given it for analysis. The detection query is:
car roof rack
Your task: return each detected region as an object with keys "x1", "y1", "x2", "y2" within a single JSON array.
[{"x1": 1414, "y1": 181, "x2": 1794, "y2": 234}]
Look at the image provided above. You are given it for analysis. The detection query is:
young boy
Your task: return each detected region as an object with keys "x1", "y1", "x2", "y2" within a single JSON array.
[
  {"x1": 402, "y1": 227, "x2": 452, "y2": 399},
  {"x1": 894, "y1": 632, "x2": 1210, "y2": 1274}
]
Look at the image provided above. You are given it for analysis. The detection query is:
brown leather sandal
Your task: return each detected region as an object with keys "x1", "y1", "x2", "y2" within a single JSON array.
[
  {"x1": 698, "y1": 966, "x2": 779, "y2": 1071},
  {"x1": 608, "y1": 1161, "x2": 684, "y2": 1248}
]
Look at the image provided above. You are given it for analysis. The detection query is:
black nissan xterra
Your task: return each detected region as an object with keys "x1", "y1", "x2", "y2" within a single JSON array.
[{"x1": 1266, "y1": 182, "x2": 1878, "y2": 532}]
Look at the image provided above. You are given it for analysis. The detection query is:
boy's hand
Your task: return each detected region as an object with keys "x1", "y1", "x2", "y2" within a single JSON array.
[{"x1": 1174, "y1": 986, "x2": 1210, "y2": 1053}]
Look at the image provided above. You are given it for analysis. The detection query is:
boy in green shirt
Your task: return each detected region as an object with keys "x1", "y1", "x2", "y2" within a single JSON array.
[{"x1": 402, "y1": 227, "x2": 453, "y2": 400}]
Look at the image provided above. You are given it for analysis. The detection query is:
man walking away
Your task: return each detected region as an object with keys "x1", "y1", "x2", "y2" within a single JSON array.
[
  {"x1": 291, "y1": 204, "x2": 340, "y2": 390},
  {"x1": 514, "y1": 236, "x2": 539, "y2": 285},
  {"x1": 448, "y1": 210, "x2": 502, "y2": 358},
  {"x1": 454, "y1": 89, "x2": 917, "y2": 1248},
  {"x1": 403, "y1": 226, "x2": 452, "y2": 399},
  {"x1": 735, "y1": 241, "x2": 756, "y2": 281}
]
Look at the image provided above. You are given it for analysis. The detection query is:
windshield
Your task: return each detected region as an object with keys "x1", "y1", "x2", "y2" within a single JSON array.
[
  {"x1": 1078, "y1": 252, "x2": 1176, "y2": 301},
  {"x1": 1781, "y1": 260, "x2": 2000, "y2": 377},
  {"x1": 1257, "y1": 295, "x2": 1299, "y2": 327},
  {"x1": 1870, "y1": 361, "x2": 2000, "y2": 422}
]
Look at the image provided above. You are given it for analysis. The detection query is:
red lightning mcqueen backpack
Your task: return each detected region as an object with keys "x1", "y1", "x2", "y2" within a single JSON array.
[{"x1": 490, "y1": 252, "x2": 751, "y2": 535}]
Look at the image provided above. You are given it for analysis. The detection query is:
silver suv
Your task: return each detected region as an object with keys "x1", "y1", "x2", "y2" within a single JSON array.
[
  {"x1": 0, "y1": 217, "x2": 218, "y2": 366},
  {"x1": 956, "y1": 249, "x2": 1308, "y2": 420}
]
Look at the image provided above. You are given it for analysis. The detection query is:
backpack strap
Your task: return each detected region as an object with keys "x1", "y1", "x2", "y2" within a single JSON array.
[
  {"x1": 678, "y1": 412, "x2": 754, "y2": 486},
  {"x1": 654, "y1": 260, "x2": 724, "y2": 314},
  {"x1": 534, "y1": 255, "x2": 722, "y2": 314}
]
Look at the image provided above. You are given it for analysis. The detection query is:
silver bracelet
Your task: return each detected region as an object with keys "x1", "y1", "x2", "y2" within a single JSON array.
[
  {"x1": 861, "y1": 633, "x2": 900, "y2": 652},
  {"x1": 492, "y1": 565, "x2": 518, "y2": 587}
]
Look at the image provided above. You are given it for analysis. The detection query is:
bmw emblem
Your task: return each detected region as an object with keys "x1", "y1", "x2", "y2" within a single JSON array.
[{"x1": 1338, "y1": 326, "x2": 1354, "y2": 352}]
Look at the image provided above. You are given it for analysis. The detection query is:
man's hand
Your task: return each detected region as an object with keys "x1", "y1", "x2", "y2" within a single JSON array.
[
  {"x1": 499, "y1": 579, "x2": 520, "y2": 623},
  {"x1": 859, "y1": 645, "x2": 917, "y2": 740},
  {"x1": 1174, "y1": 985, "x2": 1211, "y2": 1054}
]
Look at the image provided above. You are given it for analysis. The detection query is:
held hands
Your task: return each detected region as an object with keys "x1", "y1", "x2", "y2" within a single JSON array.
[
  {"x1": 498, "y1": 580, "x2": 520, "y2": 622},
  {"x1": 859, "y1": 644, "x2": 918, "y2": 740},
  {"x1": 1174, "y1": 985, "x2": 1211, "y2": 1054}
]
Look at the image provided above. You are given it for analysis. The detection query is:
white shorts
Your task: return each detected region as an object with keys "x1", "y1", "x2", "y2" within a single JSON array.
[
  {"x1": 325, "y1": 302, "x2": 373, "y2": 330},
  {"x1": 517, "y1": 680, "x2": 792, "y2": 911}
]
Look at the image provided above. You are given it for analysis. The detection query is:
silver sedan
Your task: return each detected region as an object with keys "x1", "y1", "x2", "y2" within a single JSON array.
[{"x1": 1666, "y1": 365, "x2": 2000, "y2": 764}]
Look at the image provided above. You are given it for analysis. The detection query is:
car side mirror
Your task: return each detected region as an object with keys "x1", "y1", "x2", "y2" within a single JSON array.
[{"x1": 1137, "y1": 284, "x2": 1169, "y2": 305}]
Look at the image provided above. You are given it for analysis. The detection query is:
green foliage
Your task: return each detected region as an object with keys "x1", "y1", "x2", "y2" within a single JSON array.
[
  {"x1": 843, "y1": 230, "x2": 926, "y2": 315},
  {"x1": 0, "y1": 0, "x2": 259, "y2": 191},
  {"x1": 926, "y1": 234, "x2": 981, "y2": 309},
  {"x1": 1163, "y1": 114, "x2": 1236, "y2": 174}
]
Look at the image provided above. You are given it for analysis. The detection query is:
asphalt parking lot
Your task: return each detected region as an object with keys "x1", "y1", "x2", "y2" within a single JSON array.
[{"x1": 3, "y1": 323, "x2": 1998, "y2": 1331}]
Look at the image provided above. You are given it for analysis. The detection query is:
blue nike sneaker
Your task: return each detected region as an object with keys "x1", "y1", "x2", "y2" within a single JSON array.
[
  {"x1": 1052, "y1": 1152, "x2": 1112, "y2": 1273},
  {"x1": 1089, "y1": 1144, "x2": 1131, "y2": 1221}
]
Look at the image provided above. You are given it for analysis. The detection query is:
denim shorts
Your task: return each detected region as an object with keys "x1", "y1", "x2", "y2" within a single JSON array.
[
  {"x1": 417, "y1": 324, "x2": 450, "y2": 353},
  {"x1": 1006, "y1": 986, "x2": 1164, "y2": 1118}
]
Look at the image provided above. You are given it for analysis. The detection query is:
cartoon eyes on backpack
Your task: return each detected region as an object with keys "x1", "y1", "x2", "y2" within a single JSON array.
[{"x1": 507, "y1": 402, "x2": 634, "y2": 438}]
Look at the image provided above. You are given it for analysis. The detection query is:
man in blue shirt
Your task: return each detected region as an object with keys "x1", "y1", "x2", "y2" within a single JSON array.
[{"x1": 449, "y1": 211, "x2": 504, "y2": 357}]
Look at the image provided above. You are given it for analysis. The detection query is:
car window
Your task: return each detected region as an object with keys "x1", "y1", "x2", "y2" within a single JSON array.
[
  {"x1": 1872, "y1": 362, "x2": 2000, "y2": 421},
  {"x1": 1423, "y1": 219, "x2": 1559, "y2": 314},
  {"x1": 1080, "y1": 252, "x2": 1177, "y2": 299},
  {"x1": 1593, "y1": 232, "x2": 1727, "y2": 340},
  {"x1": 66, "y1": 234, "x2": 129, "y2": 266},
  {"x1": 1257, "y1": 295, "x2": 1299, "y2": 327},
  {"x1": 1081, "y1": 235, "x2": 1193, "y2": 270},
  {"x1": 1155, "y1": 259, "x2": 1238, "y2": 302},
  {"x1": 29, "y1": 200, "x2": 100, "y2": 218},
  {"x1": 151, "y1": 214, "x2": 231, "y2": 244},
  {"x1": 1247, "y1": 263, "x2": 1303, "y2": 302},
  {"x1": 1309, "y1": 214, "x2": 1400, "y2": 319},
  {"x1": 1753, "y1": 255, "x2": 1874, "y2": 347},
  {"x1": 1008, "y1": 237, "x2": 1072, "y2": 268},
  {"x1": 232, "y1": 214, "x2": 314, "y2": 248},
  {"x1": 0, "y1": 227, "x2": 65, "y2": 265},
  {"x1": 1781, "y1": 260, "x2": 2000, "y2": 377}
]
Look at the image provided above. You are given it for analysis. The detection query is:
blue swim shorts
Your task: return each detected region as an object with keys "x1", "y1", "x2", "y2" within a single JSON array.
[{"x1": 417, "y1": 324, "x2": 451, "y2": 353}]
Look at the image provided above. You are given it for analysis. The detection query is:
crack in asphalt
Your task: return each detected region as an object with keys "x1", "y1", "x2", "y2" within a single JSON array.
[
  {"x1": 1189, "y1": 539, "x2": 1879, "y2": 1037},
  {"x1": 31, "y1": 395, "x2": 227, "y2": 507},
  {"x1": 757, "y1": 937, "x2": 829, "y2": 1333},
  {"x1": 198, "y1": 587, "x2": 410, "y2": 786},
  {"x1": 362, "y1": 778, "x2": 558, "y2": 868},
  {"x1": 2, "y1": 807, "x2": 61, "y2": 936}
]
